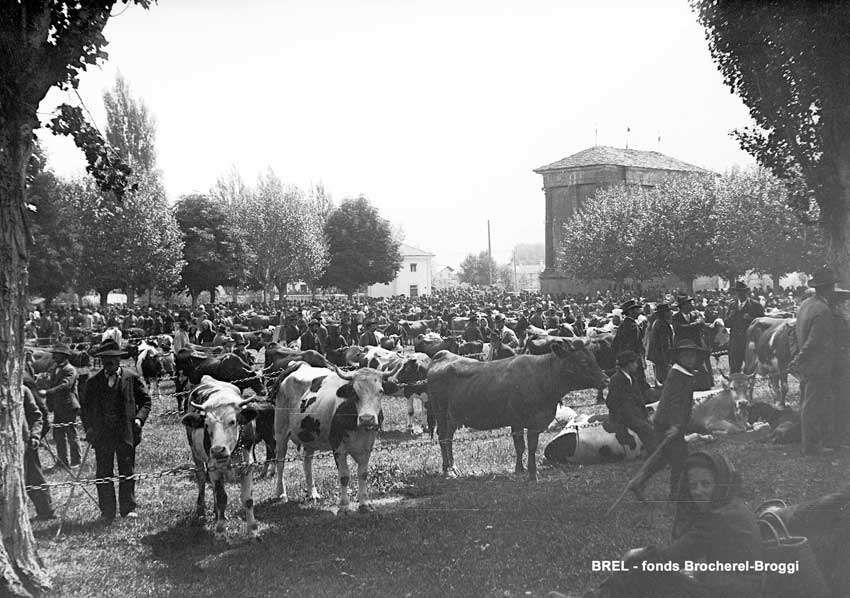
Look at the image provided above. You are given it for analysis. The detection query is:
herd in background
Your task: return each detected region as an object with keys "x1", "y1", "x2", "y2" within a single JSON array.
[{"x1": 22, "y1": 284, "x2": 828, "y2": 535}]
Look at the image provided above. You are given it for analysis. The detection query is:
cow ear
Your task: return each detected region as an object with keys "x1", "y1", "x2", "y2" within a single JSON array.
[
  {"x1": 181, "y1": 413, "x2": 205, "y2": 429},
  {"x1": 382, "y1": 380, "x2": 399, "y2": 395},
  {"x1": 237, "y1": 406, "x2": 258, "y2": 425},
  {"x1": 337, "y1": 383, "x2": 358, "y2": 400}
]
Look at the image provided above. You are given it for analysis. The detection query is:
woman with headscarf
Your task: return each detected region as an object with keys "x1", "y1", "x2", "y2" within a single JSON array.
[{"x1": 549, "y1": 451, "x2": 763, "y2": 598}]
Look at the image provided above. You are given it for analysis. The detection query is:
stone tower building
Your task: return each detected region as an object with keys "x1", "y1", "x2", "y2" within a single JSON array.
[{"x1": 534, "y1": 146, "x2": 708, "y2": 295}]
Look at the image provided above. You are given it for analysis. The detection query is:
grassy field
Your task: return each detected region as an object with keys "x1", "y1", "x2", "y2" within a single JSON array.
[{"x1": 28, "y1": 357, "x2": 850, "y2": 598}]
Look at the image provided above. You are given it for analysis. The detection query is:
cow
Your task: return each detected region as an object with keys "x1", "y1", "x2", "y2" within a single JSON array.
[
  {"x1": 427, "y1": 339, "x2": 608, "y2": 481},
  {"x1": 395, "y1": 352, "x2": 433, "y2": 434},
  {"x1": 401, "y1": 319, "x2": 441, "y2": 339},
  {"x1": 28, "y1": 347, "x2": 91, "y2": 373},
  {"x1": 740, "y1": 401, "x2": 801, "y2": 443},
  {"x1": 272, "y1": 362, "x2": 400, "y2": 512},
  {"x1": 174, "y1": 349, "x2": 265, "y2": 412},
  {"x1": 180, "y1": 376, "x2": 260, "y2": 539},
  {"x1": 526, "y1": 333, "x2": 615, "y2": 404},
  {"x1": 414, "y1": 333, "x2": 459, "y2": 358},
  {"x1": 264, "y1": 344, "x2": 329, "y2": 377},
  {"x1": 379, "y1": 335, "x2": 401, "y2": 351},
  {"x1": 744, "y1": 317, "x2": 797, "y2": 405},
  {"x1": 232, "y1": 330, "x2": 273, "y2": 351},
  {"x1": 134, "y1": 340, "x2": 165, "y2": 398}
]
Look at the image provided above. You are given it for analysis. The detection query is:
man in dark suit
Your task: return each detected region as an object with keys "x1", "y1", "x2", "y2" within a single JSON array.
[
  {"x1": 359, "y1": 320, "x2": 379, "y2": 347},
  {"x1": 606, "y1": 350, "x2": 654, "y2": 451},
  {"x1": 646, "y1": 303, "x2": 674, "y2": 385},
  {"x1": 81, "y1": 340, "x2": 151, "y2": 521},
  {"x1": 39, "y1": 343, "x2": 80, "y2": 467},
  {"x1": 613, "y1": 299, "x2": 648, "y2": 397},
  {"x1": 673, "y1": 295, "x2": 712, "y2": 389},
  {"x1": 793, "y1": 268, "x2": 837, "y2": 455},
  {"x1": 299, "y1": 319, "x2": 325, "y2": 354},
  {"x1": 725, "y1": 280, "x2": 765, "y2": 373}
]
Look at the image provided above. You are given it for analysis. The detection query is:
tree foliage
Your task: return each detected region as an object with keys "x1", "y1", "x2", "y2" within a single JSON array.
[
  {"x1": 103, "y1": 72, "x2": 157, "y2": 172},
  {"x1": 692, "y1": 0, "x2": 850, "y2": 279},
  {"x1": 174, "y1": 194, "x2": 245, "y2": 304},
  {"x1": 459, "y1": 251, "x2": 498, "y2": 286},
  {"x1": 319, "y1": 196, "x2": 401, "y2": 295}
]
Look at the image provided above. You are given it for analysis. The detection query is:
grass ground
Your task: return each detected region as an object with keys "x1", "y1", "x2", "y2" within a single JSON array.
[{"x1": 28, "y1": 356, "x2": 848, "y2": 598}]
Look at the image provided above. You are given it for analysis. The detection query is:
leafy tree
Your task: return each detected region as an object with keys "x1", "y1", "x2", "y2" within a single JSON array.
[
  {"x1": 319, "y1": 196, "x2": 402, "y2": 296},
  {"x1": 715, "y1": 167, "x2": 823, "y2": 290},
  {"x1": 559, "y1": 185, "x2": 659, "y2": 287},
  {"x1": 26, "y1": 146, "x2": 79, "y2": 305},
  {"x1": 103, "y1": 73, "x2": 157, "y2": 171},
  {"x1": 513, "y1": 242, "x2": 545, "y2": 265},
  {"x1": 0, "y1": 3, "x2": 152, "y2": 593},
  {"x1": 308, "y1": 181, "x2": 334, "y2": 224},
  {"x1": 459, "y1": 251, "x2": 498, "y2": 286},
  {"x1": 212, "y1": 167, "x2": 256, "y2": 300},
  {"x1": 175, "y1": 194, "x2": 245, "y2": 305},
  {"x1": 693, "y1": 1, "x2": 850, "y2": 280}
]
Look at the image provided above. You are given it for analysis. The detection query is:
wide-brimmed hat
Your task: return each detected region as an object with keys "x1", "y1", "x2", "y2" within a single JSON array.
[
  {"x1": 616, "y1": 350, "x2": 640, "y2": 366},
  {"x1": 731, "y1": 280, "x2": 749, "y2": 292},
  {"x1": 620, "y1": 299, "x2": 642, "y2": 313},
  {"x1": 96, "y1": 340, "x2": 127, "y2": 357},
  {"x1": 676, "y1": 295, "x2": 694, "y2": 306},
  {"x1": 655, "y1": 302, "x2": 671, "y2": 313},
  {"x1": 673, "y1": 339, "x2": 710, "y2": 354},
  {"x1": 364, "y1": 320, "x2": 377, "y2": 327},
  {"x1": 808, "y1": 267, "x2": 838, "y2": 288},
  {"x1": 51, "y1": 343, "x2": 73, "y2": 356}
]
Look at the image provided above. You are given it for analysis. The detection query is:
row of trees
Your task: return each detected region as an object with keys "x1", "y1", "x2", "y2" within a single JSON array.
[
  {"x1": 559, "y1": 168, "x2": 823, "y2": 292},
  {"x1": 27, "y1": 76, "x2": 403, "y2": 307}
]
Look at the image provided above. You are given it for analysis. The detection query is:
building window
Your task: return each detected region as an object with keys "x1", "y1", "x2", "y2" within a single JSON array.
[
  {"x1": 410, "y1": 285, "x2": 418, "y2": 298},
  {"x1": 410, "y1": 263, "x2": 417, "y2": 273}
]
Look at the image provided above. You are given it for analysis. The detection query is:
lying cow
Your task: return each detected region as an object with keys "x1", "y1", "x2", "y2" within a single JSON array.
[
  {"x1": 427, "y1": 339, "x2": 608, "y2": 481},
  {"x1": 741, "y1": 401, "x2": 801, "y2": 443},
  {"x1": 273, "y1": 362, "x2": 400, "y2": 512},
  {"x1": 181, "y1": 376, "x2": 260, "y2": 539}
]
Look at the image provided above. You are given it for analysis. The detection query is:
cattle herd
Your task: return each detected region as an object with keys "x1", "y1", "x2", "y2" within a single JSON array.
[{"x1": 24, "y1": 286, "x2": 812, "y2": 538}]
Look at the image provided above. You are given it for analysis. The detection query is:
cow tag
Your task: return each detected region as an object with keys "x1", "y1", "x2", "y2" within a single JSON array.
[
  {"x1": 382, "y1": 380, "x2": 399, "y2": 395},
  {"x1": 237, "y1": 406, "x2": 258, "y2": 425},
  {"x1": 181, "y1": 413, "x2": 206, "y2": 429},
  {"x1": 337, "y1": 383, "x2": 358, "y2": 400}
]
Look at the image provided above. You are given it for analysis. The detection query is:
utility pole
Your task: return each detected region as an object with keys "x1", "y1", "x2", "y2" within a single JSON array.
[{"x1": 487, "y1": 220, "x2": 493, "y2": 286}]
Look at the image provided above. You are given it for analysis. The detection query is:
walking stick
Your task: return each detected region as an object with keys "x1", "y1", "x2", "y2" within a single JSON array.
[
  {"x1": 40, "y1": 439, "x2": 98, "y2": 507},
  {"x1": 605, "y1": 425, "x2": 680, "y2": 517},
  {"x1": 55, "y1": 441, "x2": 93, "y2": 540}
]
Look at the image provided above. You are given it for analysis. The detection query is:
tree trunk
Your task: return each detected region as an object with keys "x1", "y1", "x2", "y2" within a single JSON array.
[
  {"x1": 99, "y1": 288, "x2": 110, "y2": 308},
  {"x1": 824, "y1": 196, "x2": 850, "y2": 285},
  {"x1": 772, "y1": 271, "x2": 782, "y2": 293},
  {"x1": 208, "y1": 285, "x2": 216, "y2": 305},
  {"x1": 231, "y1": 286, "x2": 238, "y2": 304},
  {"x1": 682, "y1": 276, "x2": 695, "y2": 295},
  {"x1": 0, "y1": 100, "x2": 52, "y2": 597},
  {"x1": 125, "y1": 287, "x2": 135, "y2": 307}
]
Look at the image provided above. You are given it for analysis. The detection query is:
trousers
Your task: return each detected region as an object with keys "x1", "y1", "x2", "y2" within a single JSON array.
[
  {"x1": 53, "y1": 407, "x2": 81, "y2": 466},
  {"x1": 800, "y1": 376, "x2": 831, "y2": 454},
  {"x1": 94, "y1": 437, "x2": 137, "y2": 517},
  {"x1": 25, "y1": 446, "x2": 53, "y2": 517}
]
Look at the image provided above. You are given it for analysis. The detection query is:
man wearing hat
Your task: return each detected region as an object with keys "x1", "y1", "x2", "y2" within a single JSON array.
[
  {"x1": 613, "y1": 300, "x2": 648, "y2": 398},
  {"x1": 231, "y1": 334, "x2": 254, "y2": 366},
  {"x1": 647, "y1": 303, "x2": 674, "y2": 385},
  {"x1": 359, "y1": 320, "x2": 380, "y2": 347},
  {"x1": 628, "y1": 339, "x2": 711, "y2": 501},
  {"x1": 725, "y1": 281, "x2": 765, "y2": 374},
  {"x1": 794, "y1": 267, "x2": 838, "y2": 455},
  {"x1": 488, "y1": 330, "x2": 517, "y2": 361},
  {"x1": 493, "y1": 313, "x2": 519, "y2": 349},
  {"x1": 38, "y1": 344, "x2": 81, "y2": 468},
  {"x1": 300, "y1": 319, "x2": 325, "y2": 354},
  {"x1": 672, "y1": 294, "x2": 713, "y2": 389},
  {"x1": 212, "y1": 325, "x2": 231, "y2": 348},
  {"x1": 606, "y1": 350, "x2": 655, "y2": 452},
  {"x1": 82, "y1": 340, "x2": 151, "y2": 521}
]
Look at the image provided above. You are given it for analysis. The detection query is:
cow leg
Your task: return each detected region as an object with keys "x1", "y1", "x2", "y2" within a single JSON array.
[
  {"x1": 769, "y1": 374, "x2": 781, "y2": 404},
  {"x1": 259, "y1": 440, "x2": 273, "y2": 478},
  {"x1": 779, "y1": 372, "x2": 788, "y2": 407},
  {"x1": 526, "y1": 429, "x2": 540, "y2": 483},
  {"x1": 303, "y1": 449, "x2": 320, "y2": 500},
  {"x1": 213, "y1": 478, "x2": 227, "y2": 539},
  {"x1": 511, "y1": 425, "x2": 526, "y2": 474},
  {"x1": 273, "y1": 419, "x2": 289, "y2": 502},
  {"x1": 596, "y1": 388, "x2": 606, "y2": 405},
  {"x1": 437, "y1": 416, "x2": 457, "y2": 477},
  {"x1": 193, "y1": 468, "x2": 206, "y2": 523},
  {"x1": 334, "y1": 450, "x2": 352, "y2": 514},
  {"x1": 240, "y1": 470, "x2": 259, "y2": 539},
  {"x1": 406, "y1": 395, "x2": 416, "y2": 433},
  {"x1": 352, "y1": 449, "x2": 373, "y2": 513}
]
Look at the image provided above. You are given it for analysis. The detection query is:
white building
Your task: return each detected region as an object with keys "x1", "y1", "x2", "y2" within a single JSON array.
[
  {"x1": 366, "y1": 243, "x2": 435, "y2": 298},
  {"x1": 433, "y1": 265, "x2": 460, "y2": 290}
]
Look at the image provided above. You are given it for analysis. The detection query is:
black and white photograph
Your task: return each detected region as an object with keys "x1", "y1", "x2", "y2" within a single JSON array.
[{"x1": 1, "y1": 1, "x2": 849, "y2": 597}]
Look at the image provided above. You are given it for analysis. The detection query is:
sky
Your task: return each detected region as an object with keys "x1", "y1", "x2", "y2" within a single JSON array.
[{"x1": 39, "y1": 0, "x2": 756, "y2": 269}]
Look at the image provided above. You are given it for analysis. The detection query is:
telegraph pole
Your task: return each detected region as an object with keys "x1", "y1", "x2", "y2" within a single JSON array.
[{"x1": 487, "y1": 220, "x2": 493, "y2": 286}]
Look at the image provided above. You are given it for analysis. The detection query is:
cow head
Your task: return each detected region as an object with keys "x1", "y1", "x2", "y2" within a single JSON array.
[
  {"x1": 345, "y1": 346, "x2": 366, "y2": 367},
  {"x1": 551, "y1": 339, "x2": 608, "y2": 390},
  {"x1": 332, "y1": 363, "x2": 401, "y2": 429},
  {"x1": 182, "y1": 376, "x2": 257, "y2": 467},
  {"x1": 395, "y1": 353, "x2": 431, "y2": 385}
]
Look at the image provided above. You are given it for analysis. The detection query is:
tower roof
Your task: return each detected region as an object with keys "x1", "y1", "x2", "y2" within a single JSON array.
[{"x1": 534, "y1": 146, "x2": 709, "y2": 174}]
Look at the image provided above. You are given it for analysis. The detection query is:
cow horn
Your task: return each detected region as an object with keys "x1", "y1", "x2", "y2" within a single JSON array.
[
  {"x1": 331, "y1": 363, "x2": 356, "y2": 381},
  {"x1": 382, "y1": 361, "x2": 403, "y2": 380},
  {"x1": 190, "y1": 401, "x2": 205, "y2": 411},
  {"x1": 237, "y1": 397, "x2": 257, "y2": 408}
]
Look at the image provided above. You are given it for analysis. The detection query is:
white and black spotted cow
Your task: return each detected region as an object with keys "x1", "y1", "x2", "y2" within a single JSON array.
[
  {"x1": 181, "y1": 376, "x2": 260, "y2": 539},
  {"x1": 273, "y1": 362, "x2": 400, "y2": 513}
]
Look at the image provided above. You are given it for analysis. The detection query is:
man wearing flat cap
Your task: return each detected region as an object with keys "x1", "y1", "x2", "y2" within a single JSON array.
[
  {"x1": 613, "y1": 299, "x2": 648, "y2": 398},
  {"x1": 39, "y1": 343, "x2": 81, "y2": 468},
  {"x1": 81, "y1": 340, "x2": 151, "y2": 521},
  {"x1": 794, "y1": 267, "x2": 838, "y2": 455},
  {"x1": 725, "y1": 281, "x2": 765, "y2": 374},
  {"x1": 606, "y1": 350, "x2": 655, "y2": 452}
]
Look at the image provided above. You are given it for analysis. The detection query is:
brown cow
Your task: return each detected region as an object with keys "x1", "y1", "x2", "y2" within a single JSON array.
[{"x1": 427, "y1": 340, "x2": 608, "y2": 481}]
